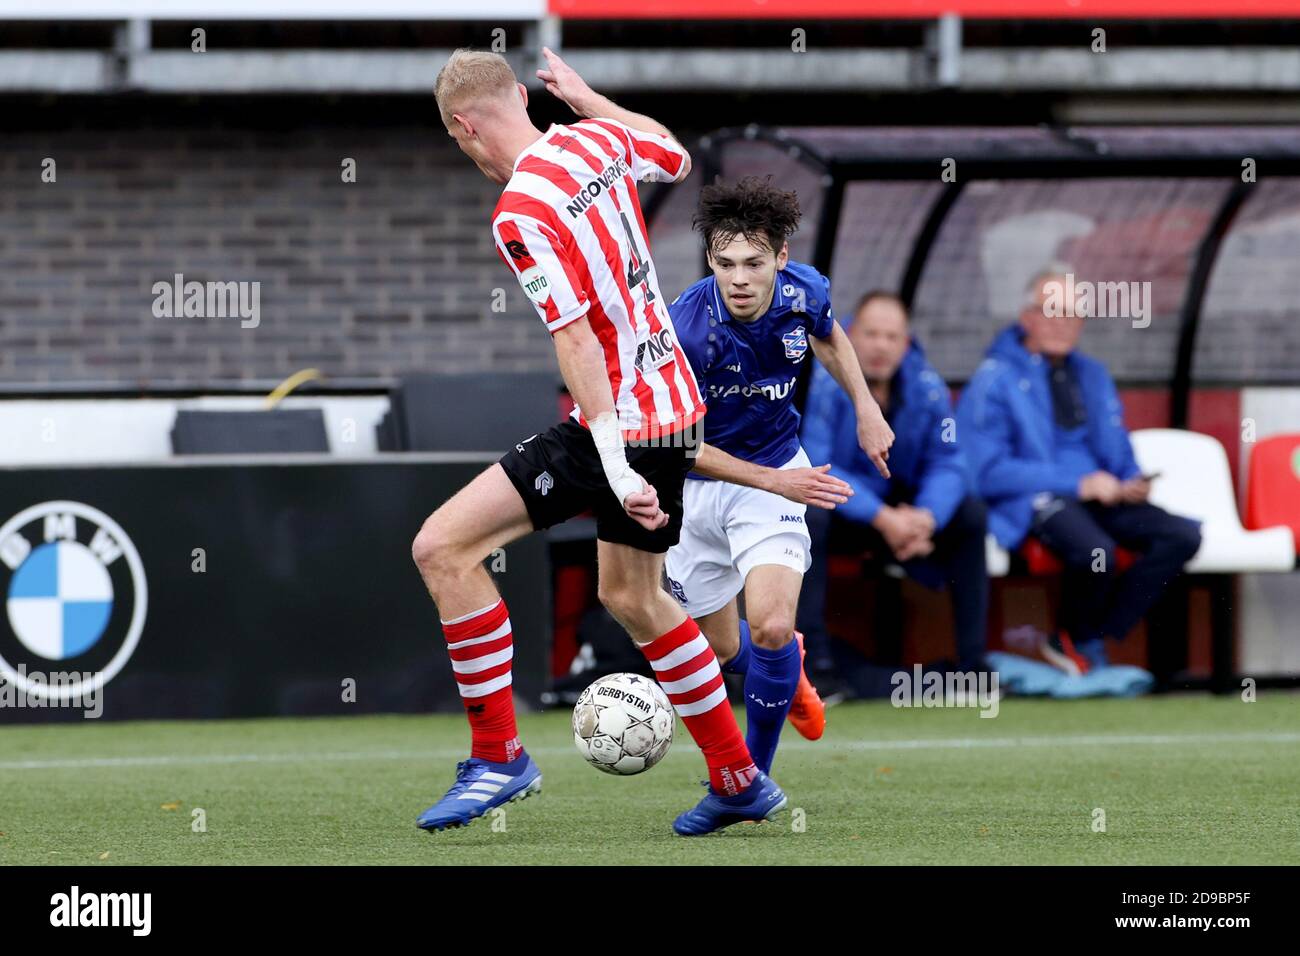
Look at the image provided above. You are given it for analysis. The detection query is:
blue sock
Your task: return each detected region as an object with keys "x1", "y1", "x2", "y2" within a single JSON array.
[
  {"x1": 720, "y1": 620, "x2": 753, "y2": 675},
  {"x1": 744, "y1": 637, "x2": 801, "y2": 776}
]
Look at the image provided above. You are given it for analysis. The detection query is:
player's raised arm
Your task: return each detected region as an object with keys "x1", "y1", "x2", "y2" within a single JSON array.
[
  {"x1": 809, "y1": 323, "x2": 894, "y2": 478},
  {"x1": 536, "y1": 46, "x2": 691, "y2": 182}
]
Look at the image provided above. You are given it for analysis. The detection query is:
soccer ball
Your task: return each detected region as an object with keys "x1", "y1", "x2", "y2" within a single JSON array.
[{"x1": 572, "y1": 672, "x2": 675, "y2": 775}]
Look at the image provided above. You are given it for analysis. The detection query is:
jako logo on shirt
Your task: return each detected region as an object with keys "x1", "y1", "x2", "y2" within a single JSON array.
[
  {"x1": 0, "y1": 501, "x2": 147, "y2": 702},
  {"x1": 782, "y1": 327, "x2": 808, "y2": 361}
]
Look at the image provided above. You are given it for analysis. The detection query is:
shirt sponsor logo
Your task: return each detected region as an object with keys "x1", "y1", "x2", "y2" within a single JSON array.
[
  {"x1": 634, "y1": 327, "x2": 678, "y2": 373},
  {"x1": 518, "y1": 265, "x2": 550, "y2": 305},
  {"x1": 564, "y1": 158, "x2": 632, "y2": 219},
  {"x1": 707, "y1": 374, "x2": 798, "y2": 402}
]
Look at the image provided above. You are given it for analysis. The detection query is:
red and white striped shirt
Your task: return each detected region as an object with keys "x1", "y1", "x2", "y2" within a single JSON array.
[{"x1": 491, "y1": 117, "x2": 705, "y2": 441}]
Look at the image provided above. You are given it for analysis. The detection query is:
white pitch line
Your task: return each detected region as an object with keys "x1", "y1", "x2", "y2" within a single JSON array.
[{"x1": 1, "y1": 730, "x2": 1297, "y2": 771}]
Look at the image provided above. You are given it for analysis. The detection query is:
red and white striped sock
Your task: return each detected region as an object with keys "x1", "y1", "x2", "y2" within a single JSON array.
[
  {"x1": 639, "y1": 616, "x2": 758, "y2": 796},
  {"x1": 442, "y1": 598, "x2": 522, "y2": 764}
]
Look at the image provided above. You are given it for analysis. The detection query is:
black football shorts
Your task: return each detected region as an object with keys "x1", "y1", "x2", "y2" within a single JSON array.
[{"x1": 499, "y1": 418, "x2": 698, "y2": 553}]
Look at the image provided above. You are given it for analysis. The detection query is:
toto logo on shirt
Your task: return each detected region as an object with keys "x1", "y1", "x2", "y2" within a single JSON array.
[
  {"x1": 0, "y1": 501, "x2": 148, "y2": 701},
  {"x1": 518, "y1": 266, "x2": 551, "y2": 305}
]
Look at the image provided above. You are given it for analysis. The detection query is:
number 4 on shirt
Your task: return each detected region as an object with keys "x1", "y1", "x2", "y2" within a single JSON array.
[{"x1": 621, "y1": 211, "x2": 655, "y2": 304}]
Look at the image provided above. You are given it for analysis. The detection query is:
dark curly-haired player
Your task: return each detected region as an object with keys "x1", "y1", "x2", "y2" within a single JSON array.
[{"x1": 666, "y1": 176, "x2": 895, "y2": 773}]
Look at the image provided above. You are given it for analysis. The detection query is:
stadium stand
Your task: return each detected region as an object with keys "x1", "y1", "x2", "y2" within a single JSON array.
[{"x1": 638, "y1": 125, "x2": 1300, "y2": 690}]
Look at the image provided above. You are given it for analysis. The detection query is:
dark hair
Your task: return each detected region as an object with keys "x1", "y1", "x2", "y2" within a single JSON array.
[
  {"x1": 691, "y1": 175, "x2": 801, "y2": 259},
  {"x1": 852, "y1": 289, "x2": 908, "y2": 319}
]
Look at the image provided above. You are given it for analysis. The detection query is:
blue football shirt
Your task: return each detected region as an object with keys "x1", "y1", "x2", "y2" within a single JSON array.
[{"x1": 670, "y1": 260, "x2": 836, "y2": 480}]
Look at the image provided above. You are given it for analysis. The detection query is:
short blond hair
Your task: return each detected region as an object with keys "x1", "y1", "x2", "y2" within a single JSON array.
[{"x1": 434, "y1": 49, "x2": 519, "y2": 129}]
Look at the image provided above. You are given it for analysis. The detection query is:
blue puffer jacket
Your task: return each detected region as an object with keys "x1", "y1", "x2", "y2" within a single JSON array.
[
  {"x1": 955, "y1": 324, "x2": 1140, "y2": 548},
  {"x1": 801, "y1": 337, "x2": 970, "y2": 530}
]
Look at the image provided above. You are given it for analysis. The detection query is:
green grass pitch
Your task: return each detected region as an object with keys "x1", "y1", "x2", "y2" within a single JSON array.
[{"x1": 2, "y1": 694, "x2": 1298, "y2": 865}]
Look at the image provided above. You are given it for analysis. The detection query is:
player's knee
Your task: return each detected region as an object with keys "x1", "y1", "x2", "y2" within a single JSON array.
[
  {"x1": 596, "y1": 578, "x2": 640, "y2": 624},
  {"x1": 749, "y1": 615, "x2": 796, "y2": 650},
  {"x1": 410, "y1": 525, "x2": 439, "y2": 574},
  {"x1": 411, "y1": 517, "x2": 462, "y2": 579}
]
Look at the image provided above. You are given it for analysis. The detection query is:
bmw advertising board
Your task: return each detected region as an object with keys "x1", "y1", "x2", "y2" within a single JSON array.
[{"x1": 0, "y1": 459, "x2": 549, "y2": 722}]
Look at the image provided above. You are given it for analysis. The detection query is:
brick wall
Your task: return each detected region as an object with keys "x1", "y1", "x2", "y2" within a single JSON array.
[
  {"x1": 0, "y1": 112, "x2": 558, "y2": 386},
  {"x1": 3, "y1": 101, "x2": 1297, "y2": 389}
]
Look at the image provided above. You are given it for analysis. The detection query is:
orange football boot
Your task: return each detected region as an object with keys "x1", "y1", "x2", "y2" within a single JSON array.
[{"x1": 786, "y1": 631, "x2": 826, "y2": 740}]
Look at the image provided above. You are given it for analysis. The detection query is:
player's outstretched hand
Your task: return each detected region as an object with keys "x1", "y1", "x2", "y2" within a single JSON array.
[
  {"x1": 537, "y1": 46, "x2": 597, "y2": 117},
  {"x1": 858, "y1": 406, "x2": 894, "y2": 479},
  {"x1": 771, "y1": 464, "x2": 854, "y2": 510},
  {"x1": 623, "y1": 481, "x2": 669, "y2": 531}
]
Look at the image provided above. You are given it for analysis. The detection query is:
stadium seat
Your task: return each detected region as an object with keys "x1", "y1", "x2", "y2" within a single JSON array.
[
  {"x1": 984, "y1": 537, "x2": 1136, "y2": 578},
  {"x1": 386, "y1": 372, "x2": 561, "y2": 452},
  {"x1": 1131, "y1": 428, "x2": 1295, "y2": 573},
  {"x1": 171, "y1": 408, "x2": 330, "y2": 454},
  {"x1": 1244, "y1": 433, "x2": 1300, "y2": 557},
  {"x1": 986, "y1": 536, "x2": 1010, "y2": 578},
  {"x1": 1019, "y1": 537, "x2": 1138, "y2": 575}
]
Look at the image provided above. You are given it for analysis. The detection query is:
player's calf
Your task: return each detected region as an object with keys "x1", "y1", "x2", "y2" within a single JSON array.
[
  {"x1": 738, "y1": 617, "x2": 802, "y2": 774},
  {"x1": 637, "y1": 615, "x2": 764, "y2": 799}
]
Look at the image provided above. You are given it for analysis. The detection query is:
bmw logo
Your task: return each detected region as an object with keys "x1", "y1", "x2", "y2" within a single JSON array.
[{"x1": 0, "y1": 501, "x2": 147, "y2": 702}]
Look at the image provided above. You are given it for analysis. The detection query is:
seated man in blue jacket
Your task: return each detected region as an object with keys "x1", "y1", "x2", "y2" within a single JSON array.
[
  {"x1": 956, "y1": 267, "x2": 1201, "y2": 675},
  {"x1": 797, "y1": 291, "x2": 989, "y2": 680}
]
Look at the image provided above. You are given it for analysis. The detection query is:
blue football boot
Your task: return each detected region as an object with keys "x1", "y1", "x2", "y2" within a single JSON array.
[
  {"x1": 416, "y1": 753, "x2": 542, "y2": 832},
  {"x1": 672, "y1": 771, "x2": 788, "y2": 836}
]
